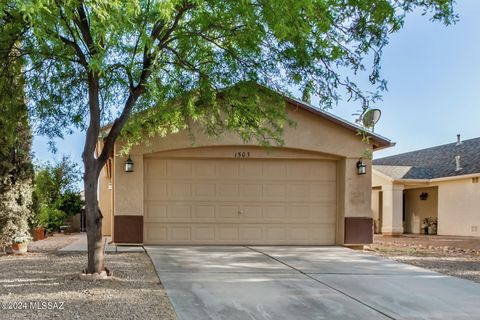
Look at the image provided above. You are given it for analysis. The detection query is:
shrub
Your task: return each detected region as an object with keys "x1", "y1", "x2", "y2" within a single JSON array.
[{"x1": 38, "y1": 205, "x2": 66, "y2": 233}]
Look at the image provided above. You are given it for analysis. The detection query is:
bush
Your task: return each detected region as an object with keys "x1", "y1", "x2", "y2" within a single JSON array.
[
  {"x1": 38, "y1": 205, "x2": 66, "y2": 233},
  {"x1": 58, "y1": 192, "x2": 84, "y2": 217},
  {"x1": 33, "y1": 156, "x2": 83, "y2": 232}
]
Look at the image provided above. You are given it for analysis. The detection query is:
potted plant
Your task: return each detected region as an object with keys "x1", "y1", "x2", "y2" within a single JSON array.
[
  {"x1": 421, "y1": 218, "x2": 429, "y2": 234},
  {"x1": 33, "y1": 225, "x2": 46, "y2": 241},
  {"x1": 427, "y1": 217, "x2": 438, "y2": 235},
  {"x1": 11, "y1": 234, "x2": 33, "y2": 254}
]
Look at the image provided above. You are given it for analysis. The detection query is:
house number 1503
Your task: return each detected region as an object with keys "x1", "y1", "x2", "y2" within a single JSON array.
[{"x1": 234, "y1": 151, "x2": 250, "y2": 158}]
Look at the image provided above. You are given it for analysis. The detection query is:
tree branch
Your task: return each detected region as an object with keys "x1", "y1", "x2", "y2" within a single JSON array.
[{"x1": 97, "y1": 1, "x2": 195, "y2": 168}]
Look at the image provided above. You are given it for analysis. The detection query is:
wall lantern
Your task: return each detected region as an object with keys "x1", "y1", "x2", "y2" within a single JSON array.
[
  {"x1": 125, "y1": 155, "x2": 134, "y2": 172},
  {"x1": 356, "y1": 159, "x2": 367, "y2": 175},
  {"x1": 419, "y1": 192, "x2": 429, "y2": 201}
]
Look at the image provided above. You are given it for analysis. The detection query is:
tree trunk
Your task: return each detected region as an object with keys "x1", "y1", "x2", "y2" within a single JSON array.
[{"x1": 83, "y1": 159, "x2": 104, "y2": 274}]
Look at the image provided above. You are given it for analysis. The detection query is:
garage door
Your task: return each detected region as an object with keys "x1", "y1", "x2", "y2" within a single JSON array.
[{"x1": 144, "y1": 157, "x2": 336, "y2": 245}]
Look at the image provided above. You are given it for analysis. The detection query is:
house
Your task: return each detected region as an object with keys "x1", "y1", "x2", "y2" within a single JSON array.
[
  {"x1": 97, "y1": 86, "x2": 392, "y2": 246},
  {"x1": 372, "y1": 135, "x2": 480, "y2": 237}
]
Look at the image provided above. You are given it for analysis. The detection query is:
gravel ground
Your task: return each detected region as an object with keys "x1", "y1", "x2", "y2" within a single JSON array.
[
  {"x1": 367, "y1": 237, "x2": 480, "y2": 284},
  {"x1": 27, "y1": 234, "x2": 78, "y2": 252},
  {"x1": 0, "y1": 237, "x2": 176, "y2": 320}
]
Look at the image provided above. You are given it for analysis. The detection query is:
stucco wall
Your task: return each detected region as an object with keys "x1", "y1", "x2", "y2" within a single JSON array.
[
  {"x1": 372, "y1": 170, "x2": 392, "y2": 188},
  {"x1": 98, "y1": 164, "x2": 112, "y2": 236},
  {"x1": 404, "y1": 187, "x2": 438, "y2": 234},
  {"x1": 371, "y1": 190, "x2": 382, "y2": 233},
  {"x1": 107, "y1": 105, "x2": 376, "y2": 244},
  {"x1": 437, "y1": 178, "x2": 480, "y2": 236}
]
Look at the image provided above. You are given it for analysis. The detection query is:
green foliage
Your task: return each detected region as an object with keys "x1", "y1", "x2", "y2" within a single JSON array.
[
  {"x1": 0, "y1": 178, "x2": 34, "y2": 244},
  {"x1": 58, "y1": 192, "x2": 84, "y2": 217},
  {"x1": 0, "y1": 0, "x2": 456, "y2": 146},
  {"x1": 37, "y1": 205, "x2": 65, "y2": 233},
  {"x1": 34, "y1": 156, "x2": 82, "y2": 205},
  {"x1": 33, "y1": 156, "x2": 83, "y2": 231},
  {"x1": 0, "y1": 21, "x2": 34, "y2": 245}
]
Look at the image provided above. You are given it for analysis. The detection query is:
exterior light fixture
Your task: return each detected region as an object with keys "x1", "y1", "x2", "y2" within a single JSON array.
[
  {"x1": 356, "y1": 159, "x2": 367, "y2": 175},
  {"x1": 419, "y1": 192, "x2": 429, "y2": 201},
  {"x1": 125, "y1": 155, "x2": 134, "y2": 172}
]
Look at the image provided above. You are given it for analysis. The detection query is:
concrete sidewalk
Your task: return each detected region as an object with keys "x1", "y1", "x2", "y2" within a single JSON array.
[{"x1": 59, "y1": 233, "x2": 144, "y2": 252}]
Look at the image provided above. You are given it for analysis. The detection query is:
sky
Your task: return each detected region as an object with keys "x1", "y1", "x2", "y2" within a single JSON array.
[{"x1": 32, "y1": 1, "x2": 480, "y2": 170}]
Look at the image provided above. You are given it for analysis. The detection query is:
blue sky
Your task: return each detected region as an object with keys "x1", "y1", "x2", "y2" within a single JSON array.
[{"x1": 32, "y1": 1, "x2": 480, "y2": 169}]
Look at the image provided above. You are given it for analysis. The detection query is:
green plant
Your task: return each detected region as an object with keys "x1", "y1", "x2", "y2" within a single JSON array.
[
  {"x1": 32, "y1": 157, "x2": 83, "y2": 232},
  {"x1": 58, "y1": 192, "x2": 85, "y2": 217},
  {"x1": 38, "y1": 205, "x2": 66, "y2": 233},
  {"x1": 13, "y1": 233, "x2": 32, "y2": 244}
]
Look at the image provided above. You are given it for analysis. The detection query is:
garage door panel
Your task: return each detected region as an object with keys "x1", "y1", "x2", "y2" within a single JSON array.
[
  {"x1": 194, "y1": 183, "x2": 216, "y2": 196},
  {"x1": 242, "y1": 184, "x2": 263, "y2": 197},
  {"x1": 194, "y1": 205, "x2": 216, "y2": 218},
  {"x1": 145, "y1": 225, "x2": 167, "y2": 242},
  {"x1": 145, "y1": 201, "x2": 334, "y2": 224},
  {"x1": 144, "y1": 158, "x2": 337, "y2": 245},
  {"x1": 145, "y1": 160, "x2": 167, "y2": 179},
  {"x1": 218, "y1": 205, "x2": 239, "y2": 219},
  {"x1": 193, "y1": 162, "x2": 216, "y2": 177},
  {"x1": 264, "y1": 184, "x2": 287, "y2": 198},
  {"x1": 168, "y1": 161, "x2": 193, "y2": 177},
  {"x1": 218, "y1": 226, "x2": 239, "y2": 241},
  {"x1": 218, "y1": 162, "x2": 239, "y2": 178},
  {"x1": 218, "y1": 183, "x2": 239, "y2": 197},
  {"x1": 311, "y1": 183, "x2": 336, "y2": 201},
  {"x1": 239, "y1": 226, "x2": 263, "y2": 241},
  {"x1": 241, "y1": 162, "x2": 263, "y2": 177},
  {"x1": 145, "y1": 182, "x2": 167, "y2": 200},
  {"x1": 144, "y1": 223, "x2": 336, "y2": 244},
  {"x1": 145, "y1": 204, "x2": 167, "y2": 222}
]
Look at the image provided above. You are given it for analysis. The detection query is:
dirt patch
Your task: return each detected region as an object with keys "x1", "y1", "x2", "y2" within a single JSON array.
[
  {"x1": 368, "y1": 236, "x2": 480, "y2": 284},
  {"x1": 0, "y1": 252, "x2": 176, "y2": 320}
]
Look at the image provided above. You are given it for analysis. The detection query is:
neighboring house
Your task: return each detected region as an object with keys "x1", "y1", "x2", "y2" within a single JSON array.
[
  {"x1": 97, "y1": 87, "x2": 392, "y2": 247},
  {"x1": 372, "y1": 135, "x2": 480, "y2": 237}
]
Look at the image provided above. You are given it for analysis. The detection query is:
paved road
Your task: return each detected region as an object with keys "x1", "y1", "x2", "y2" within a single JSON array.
[{"x1": 146, "y1": 246, "x2": 480, "y2": 320}]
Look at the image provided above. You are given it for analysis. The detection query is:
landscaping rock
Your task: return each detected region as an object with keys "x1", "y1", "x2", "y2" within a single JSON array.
[{"x1": 0, "y1": 238, "x2": 176, "y2": 319}]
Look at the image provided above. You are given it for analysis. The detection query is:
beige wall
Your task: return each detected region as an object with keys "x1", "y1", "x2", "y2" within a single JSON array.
[
  {"x1": 371, "y1": 190, "x2": 382, "y2": 233},
  {"x1": 113, "y1": 153, "x2": 144, "y2": 216},
  {"x1": 104, "y1": 105, "x2": 377, "y2": 244},
  {"x1": 372, "y1": 169, "x2": 480, "y2": 237},
  {"x1": 372, "y1": 171, "x2": 392, "y2": 187},
  {"x1": 98, "y1": 166, "x2": 112, "y2": 236},
  {"x1": 404, "y1": 187, "x2": 438, "y2": 234},
  {"x1": 437, "y1": 178, "x2": 480, "y2": 237}
]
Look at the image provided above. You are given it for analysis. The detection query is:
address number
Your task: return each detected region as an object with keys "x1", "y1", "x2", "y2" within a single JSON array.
[{"x1": 234, "y1": 151, "x2": 250, "y2": 158}]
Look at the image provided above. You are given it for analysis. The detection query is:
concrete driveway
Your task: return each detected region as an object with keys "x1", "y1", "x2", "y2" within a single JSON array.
[{"x1": 145, "y1": 246, "x2": 480, "y2": 320}]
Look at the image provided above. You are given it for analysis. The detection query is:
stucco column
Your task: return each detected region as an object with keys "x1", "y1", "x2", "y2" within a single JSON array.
[{"x1": 381, "y1": 184, "x2": 404, "y2": 235}]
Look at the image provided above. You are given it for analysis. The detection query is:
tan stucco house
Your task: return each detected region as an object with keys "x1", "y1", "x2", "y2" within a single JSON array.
[
  {"x1": 372, "y1": 135, "x2": 480, "y2": 237},
  {"x1": 97, "y1": 89, "x2": 392, "y2": 246}
]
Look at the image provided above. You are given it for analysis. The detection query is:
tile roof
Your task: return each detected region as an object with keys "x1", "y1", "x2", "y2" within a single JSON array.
[{"x1": 373, "y1": 137, "x2": 480, "y2": 179}]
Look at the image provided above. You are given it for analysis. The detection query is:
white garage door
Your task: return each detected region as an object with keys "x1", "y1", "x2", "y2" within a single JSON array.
[{"x1": 143, "y1": 157, "x2": 336, "y2": 245}]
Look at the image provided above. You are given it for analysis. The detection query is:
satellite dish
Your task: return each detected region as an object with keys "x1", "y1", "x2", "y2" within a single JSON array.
[{"x1": 362, "y1": 108, "x2": 381, "y2": 131}]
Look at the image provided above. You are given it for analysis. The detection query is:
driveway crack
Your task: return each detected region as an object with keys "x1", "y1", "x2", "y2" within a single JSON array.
[{"x1": 245, "y1": 246, "x2": 397, "y2": 320}]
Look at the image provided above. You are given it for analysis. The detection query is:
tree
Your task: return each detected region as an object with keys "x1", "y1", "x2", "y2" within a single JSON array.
[
  {"x1": 0, "y1": 0, "x2": 455, "y2": 273},
  {"x1": 0, "y1": 21, "x2": 34, "y2": 246},
  {"x1": 33, "y1": 156, "x2": 84, "y2": 232}
]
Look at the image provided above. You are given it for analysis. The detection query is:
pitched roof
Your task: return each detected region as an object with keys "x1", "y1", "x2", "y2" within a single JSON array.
[
  {"x1": 373, "y1": 137, "x2": 480, "y2": 179},
  {"x1": 101, "y1": 82, "x2": 394, "y2": 150}
]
